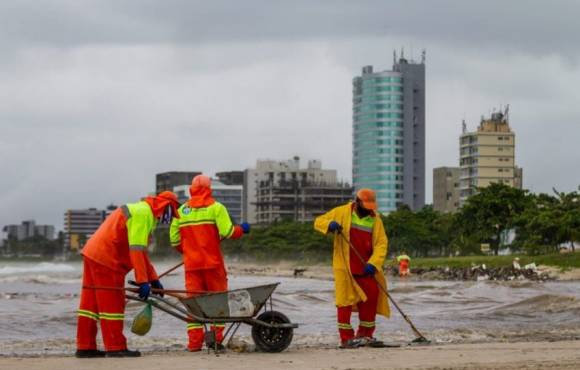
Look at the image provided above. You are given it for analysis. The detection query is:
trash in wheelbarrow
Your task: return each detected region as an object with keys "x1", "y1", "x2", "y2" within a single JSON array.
[{"x1": 179, "y1": 283, "x2": 279, "y2": 319}]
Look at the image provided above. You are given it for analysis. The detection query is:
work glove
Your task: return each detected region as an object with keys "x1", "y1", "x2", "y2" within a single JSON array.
[
  {"x1": 240, "y1": 222, "x2": 251, "y2": 234},
  {"x1": 328, "y1": 221, "x2": 343, "y2": 233},
  {"x1": 138, "y1": 282, "x2": 151, "y2": 300},
  {"x1": 150, "y1": 279, "x2": 164, "y2": 297},
  {"x1": 363, "y1": 263, "x2": 377, "y2": 276}
]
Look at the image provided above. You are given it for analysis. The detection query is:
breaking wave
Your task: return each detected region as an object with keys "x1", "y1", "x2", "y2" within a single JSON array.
[
  {"x1": 491, "y1": 294, "x2": 580, "y2": 315},
  {"x1": 0, "y1": 263, "x2": 76, "y2": 275}
]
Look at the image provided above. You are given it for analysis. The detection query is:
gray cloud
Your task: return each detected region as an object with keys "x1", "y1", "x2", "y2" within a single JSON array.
[{"x1": 0, "y1": 1, "x2": 579, "y2": 231}]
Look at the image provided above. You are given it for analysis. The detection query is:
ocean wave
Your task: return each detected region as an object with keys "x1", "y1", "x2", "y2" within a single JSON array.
[
  {"x1": 491, "y1": 294, "x2": 580, "y2": 315},
  {"x1": 0, "y1": 263, "x2": 76, "y2": 275},
  {"x1": 0, "y1": 274, "x2": 80, "y2": 285}
]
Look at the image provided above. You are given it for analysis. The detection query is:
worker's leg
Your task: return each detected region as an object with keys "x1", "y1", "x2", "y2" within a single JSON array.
[
  {"x1": 355, "y1": 276, "x2": 379, "y2": 338},
  {"x1": 185, "y1": 270, "x2": 205, "y2": 351},
  {"x1": 399, "y1": 262, "x2": 409, "y2": 277},
  {"x1": 76, "y1": 258, "x2": 100, "y2": 350},
  {"x1": 336, "y1": 305, "x2": 355, "y2": 344},
  {"x1": 93, "y1": 262, "x2": 127, "y2": 351},
  {"x1": 204, "y1": 268, "x2": 228, "y2": 343}
]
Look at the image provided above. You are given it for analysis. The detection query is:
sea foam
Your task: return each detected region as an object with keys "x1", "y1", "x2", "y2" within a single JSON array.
[{"x1": 0, "y1": 262, "x2": 76, "y2": 275}]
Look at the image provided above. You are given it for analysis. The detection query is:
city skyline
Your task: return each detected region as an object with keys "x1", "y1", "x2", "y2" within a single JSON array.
[{"x1": 1, "y1": 1, "x2": 579, "y2": 230}]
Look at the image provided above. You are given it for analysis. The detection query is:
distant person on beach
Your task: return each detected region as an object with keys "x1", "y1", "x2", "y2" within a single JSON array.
[
  {"x1": 314, "y1": 188, "x2": 390, "y2": 348},
  {"x1": 76, "y1": 192, "x2": 180, "y2": 358},
  {"x1": 397, "y1": 252, "x2": 411, "y2": 277},
  {"x1": 170, "y1": 174, "x2": 250, "y2": 352}
]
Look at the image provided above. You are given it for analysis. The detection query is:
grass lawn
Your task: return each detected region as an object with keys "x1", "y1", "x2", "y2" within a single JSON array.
[{"x1": 401, "y1": 252, "x2": 580, "y2": 270}]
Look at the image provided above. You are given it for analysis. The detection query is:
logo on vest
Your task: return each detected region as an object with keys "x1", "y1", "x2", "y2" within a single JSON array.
[{"x1": 182, "y1": 206, "x2": 191, "y2": 215}]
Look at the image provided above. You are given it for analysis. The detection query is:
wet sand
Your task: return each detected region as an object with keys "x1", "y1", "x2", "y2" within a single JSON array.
[{"x1": 2, "y1": 341, "x2": 579, "y2": 370}]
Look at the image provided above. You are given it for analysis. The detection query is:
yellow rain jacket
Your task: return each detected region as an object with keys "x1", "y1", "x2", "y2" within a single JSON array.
[{"x1": 314, "y1": 203, "x2": 390, "y2": 318}]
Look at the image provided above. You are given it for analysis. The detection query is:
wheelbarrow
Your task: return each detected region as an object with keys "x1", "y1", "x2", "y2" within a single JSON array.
[{"x1": 126, "y1": 283, "x2": 298, "y2": 353}]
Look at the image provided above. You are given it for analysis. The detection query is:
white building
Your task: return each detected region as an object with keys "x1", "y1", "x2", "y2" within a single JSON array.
[{"x1": 243, "y1": 156, "x2": 352, "y2": 224}]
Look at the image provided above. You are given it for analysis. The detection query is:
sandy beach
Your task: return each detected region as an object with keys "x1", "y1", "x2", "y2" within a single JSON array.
[{"x1": 1, "y1": 340, "x2": 579, "y2": 370}]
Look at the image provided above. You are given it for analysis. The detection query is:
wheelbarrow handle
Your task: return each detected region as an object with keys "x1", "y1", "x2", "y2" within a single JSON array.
[{"x1": 83, "y1": 285, "x2": 188, "y2": 299}]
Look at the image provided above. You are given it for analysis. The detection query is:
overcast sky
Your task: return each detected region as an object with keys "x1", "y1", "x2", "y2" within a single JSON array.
[{"x1": 1, "y1": 0, "x2": 579, "y2": 231}]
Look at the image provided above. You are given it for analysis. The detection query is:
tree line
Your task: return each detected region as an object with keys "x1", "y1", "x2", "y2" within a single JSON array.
[
  {"x1": 4, "y1": 183, "x2": 577, "y2": 260},
  {"x1": 219, "y1": 183, "x2": 579, "y2": 259}
]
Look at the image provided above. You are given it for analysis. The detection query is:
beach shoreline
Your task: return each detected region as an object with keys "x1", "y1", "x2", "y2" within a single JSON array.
[
  {"x1": 225, "y1": 260, "x2": 580, "y2": 282},
  {"x1": 1, "y1": 340, "x2": 579, "y2": 370}
]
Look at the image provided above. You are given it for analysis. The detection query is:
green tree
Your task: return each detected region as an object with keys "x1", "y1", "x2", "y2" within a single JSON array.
[
  {"x1": 455, "y1": 183, "x2": 533, "y2": 255},
  {"x1": 515, "y1": 188, "x2": 579, "y2": 254}
]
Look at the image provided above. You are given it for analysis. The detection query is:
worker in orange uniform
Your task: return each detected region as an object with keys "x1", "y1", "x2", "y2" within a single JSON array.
[
  {"x1": 314, "y1": 189, "x2": 390, "y2": 348},
  {"x1": 170, "y1": 175, "x2": 250, "y2": 352},
  {"x1": 396, "y1": 252, "x2": 411, "y2": 277},
  {"x1": 76, "y1": 191, "x2": 180, "y2": 358}
]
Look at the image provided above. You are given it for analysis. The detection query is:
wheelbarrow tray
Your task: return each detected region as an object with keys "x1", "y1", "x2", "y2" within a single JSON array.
[{"x1": 179, "y1": 283, "x2": 279, "y2": 319}]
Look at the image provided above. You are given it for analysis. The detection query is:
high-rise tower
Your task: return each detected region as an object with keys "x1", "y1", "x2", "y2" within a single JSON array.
[
  {"x1": 459, "y1": 106, "x2": 522, "y2": 204},
  {"x1": 352, "y1": 50, "x2": 426, "y2": 212}
]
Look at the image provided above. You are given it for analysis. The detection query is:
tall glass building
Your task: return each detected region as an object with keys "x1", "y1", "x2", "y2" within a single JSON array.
[{"x1": 352, "y1": 52, "x2": 425, "y2": 213}]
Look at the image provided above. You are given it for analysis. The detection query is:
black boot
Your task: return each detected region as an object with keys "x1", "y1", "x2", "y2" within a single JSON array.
[
  {"x1": 75, "y1": 349, "x2": 106, "y2": 358},
  {"x1": 105, "y1": 349, "x2": 141, "y2": 357}
]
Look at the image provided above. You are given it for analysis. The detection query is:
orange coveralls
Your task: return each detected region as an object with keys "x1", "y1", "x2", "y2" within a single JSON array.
[
  {"x1": 76, "y1": 193, "x2": 178, "y2": 352},
  {"x1": 170, "y1": 183, "x2": 243, "y2": 351}
]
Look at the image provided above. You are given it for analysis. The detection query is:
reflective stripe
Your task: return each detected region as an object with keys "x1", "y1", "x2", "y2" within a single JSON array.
[
  {"x1": 187, "y1": 323, "x2": 203, "y2": 330},
  {"x1": 171, "y1": 242, "x2": 181, "y2": 247},
  {"x1": 179, "y1": 220, "x2": 216, "y2": 228},
  {"x1": 337, "y1": 323, "x2": 353, "y2": 330},
  {"x1": 100, "y1": 312, "x2": 124, "y2": 321},
  {"x1": 359, "y1": 320, "x2": 375, "y2": 328},
  {"x1": 212, "y1": 323, "x2": 226, "y2": 328},
  {"x1": 129, "y1": 245, "x2": 147, "y2": 250},
  {"x1": 120, "y1": 205, "x2": 131, "y2": 219},
  {"x1": 78, "y1": 309, "x2": 99, "y2": 321}
]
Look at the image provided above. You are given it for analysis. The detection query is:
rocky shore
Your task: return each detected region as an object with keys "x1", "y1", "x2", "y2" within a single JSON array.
[
  {"x1": 389, "y1": 265, "x2": 554, "y2": 281},
  {"x1": 226, "y1": 261, "x2": 570, "y2": 282}
]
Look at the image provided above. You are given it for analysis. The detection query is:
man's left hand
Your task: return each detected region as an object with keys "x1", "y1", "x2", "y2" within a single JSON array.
[
  {"x1": 363, "y1": 264, "x2": 377, "y2": 276},
  {"x1": 151, "y1": 279, "x2": 164, "y2": 297}
]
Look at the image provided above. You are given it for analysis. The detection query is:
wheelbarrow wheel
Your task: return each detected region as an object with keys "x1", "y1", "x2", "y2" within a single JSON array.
[{"x1": 251, "y1": 310, "x2": 293, "y2": 353}]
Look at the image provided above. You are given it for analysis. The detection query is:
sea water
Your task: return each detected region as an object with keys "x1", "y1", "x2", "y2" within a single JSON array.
[{"x1": 0, "y1": 260, "x2": 579, "y2": 356}]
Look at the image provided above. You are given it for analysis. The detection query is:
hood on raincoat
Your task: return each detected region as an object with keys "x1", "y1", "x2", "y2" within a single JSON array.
[
  {"x1": 188, "y1": 174, "x2": 215, "y2": 208},
  {"x1": 144, "y1": 191, "x2": 181, "y2": 219}
]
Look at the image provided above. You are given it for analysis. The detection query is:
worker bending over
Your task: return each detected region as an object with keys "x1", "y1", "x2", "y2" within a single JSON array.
[
  {"x1": 314, "y1": 188, "x2": 390, "y2": 348},
  {"x1": 76, "y1": 192, "x2": 180, "y2": 358},
  {"x1": 170, "y1": 175, "x2": 250, "y2": 352}
]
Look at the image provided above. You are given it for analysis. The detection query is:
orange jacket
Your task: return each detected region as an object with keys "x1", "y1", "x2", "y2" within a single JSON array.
[
  {"x1": 170, "y1": 186, "x2": 242, "y2": 271},
  {"x1": 82, "y1": 192, "x2": 180, "y2": 283}
]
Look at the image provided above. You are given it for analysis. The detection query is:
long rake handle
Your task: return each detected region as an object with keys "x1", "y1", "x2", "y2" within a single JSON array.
[
  {"x1": 338, "y1": 232, "x2": 428, "y2": 341},
  {"x1": 158, "y1": 261, "x2": 184, "y2": 279}
]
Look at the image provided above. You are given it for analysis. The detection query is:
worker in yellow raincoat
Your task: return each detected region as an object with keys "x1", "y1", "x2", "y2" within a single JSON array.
[{"x1": 314, "y1": 188, "x2": 390, "y2": 348}]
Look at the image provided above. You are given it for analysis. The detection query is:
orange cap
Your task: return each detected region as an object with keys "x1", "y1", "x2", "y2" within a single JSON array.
[
  {"x1": 356, "y1": 188, "x2": 377, "y2": 211},
  {"x1": 191, "y1": 174, "x2": 211, "y2": 189}
]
